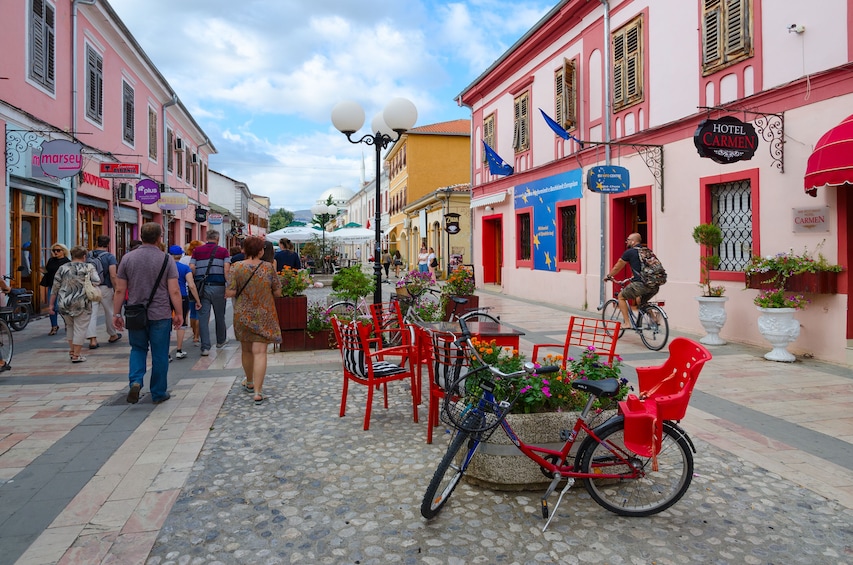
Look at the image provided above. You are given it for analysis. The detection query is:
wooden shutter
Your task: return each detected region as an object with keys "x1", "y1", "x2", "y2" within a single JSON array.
[
  {"x1": 625, "y1": 24, "x2": 641, "y2": 101},
  {"x1": 167, "y1": 129, "x2": 174, "y2": 171},
  {"x1": 724, "y1": 0, "x2": 749, "y2": 55},
  {"x1": 86, "y1": 47, "x2": 103, "y2": 122},
  {"x1": 148, "y1": 109, "x2": 158, "y2": 160},
  {"x1": 482, "y1": 114, "x2": 494, "y2": 163},
  {"x1": 512, "y1": 98, "x2": 521, "y2": 151},
  {"x1": 122, "y1": 83, "x2": 134, "y2": 143},
  {"x1": 612, "y1": 30, "x2": 625, "y2": 106},
  {"x1": 702, "y1": 0, "x2": 722, "y2": 66},
  {"x1": 519, "y1": 92, "x2": 529, "y2": 151},
  {"x1": 564, "y1": 59, "x2": 577, "y2": 129}
]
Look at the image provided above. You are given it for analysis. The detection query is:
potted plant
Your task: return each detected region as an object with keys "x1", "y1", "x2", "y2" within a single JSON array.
[
  {"x1": 275, "y1": 267, "x2": 313, "y2": 333},
  {"x1": 331, "y1": 266, "x2": 375, "y2": 305},
  {"x1": 396, "y1": 269, "x2": 434, "y2": 298},
  {"x1": 753, "y1": 289, "x2": 810, "y2": 362},
  {"x1": 305, "y1": 300, "x2": 335, "y2": 350},
  {"x1": 691, "y1": 224, "x2": 728, "y2": 345},
  {"x1": 465, "y1": 345, "x2": 631, "y2": 489},
  {"x1": 440, "y1": 266, "x2": 478, "y2": 320},
  {"x1": 744, "y1": 245, "x2": 843, "y2": 294}
]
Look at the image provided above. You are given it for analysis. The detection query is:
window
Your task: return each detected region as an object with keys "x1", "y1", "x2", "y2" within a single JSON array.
[
  {"x1": 702, "y1": 0, "x2": 752, "y2": 75},
  {"x1": 148, "y1": 108, "x2": 158, "y2": 160},
  {"x1": 85, "y1": 46, "x2": 103, "y2": 124},
  {"x1": 517, "y1": 211, "x2": 532, "y2": 262},
  {"x1": 30, "y1": 0, "x2": 56, "y2": 92},
  {"x1": 613, "y1": 16, "x2": 644, "y2": 111},
  {"x1": 166, "y1": 129, "x2": 174, "y2": 172},
  {"x1": 709, "y1": 179, "x2": 752, "y2": 271},
  {"x1": 482, "y1": 113, "x2": 495, "y2": 163},
  {"x1": 555, "y1": 59, "x2": 577, "y2": 130},
  {"x1": 513, "y1": 93, "x2": 530, "y2": 152},
  {"x1": 122, "y1": 82, "x2": 135, "y2": 144},
  {"x1": 557, "y1": 203, "x2": 579, "y2": 266}
]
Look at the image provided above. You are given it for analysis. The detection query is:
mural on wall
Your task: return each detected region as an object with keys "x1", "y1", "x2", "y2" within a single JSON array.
[{"x1": 513, "y1": 168, "x2": 583, "y2": 271}]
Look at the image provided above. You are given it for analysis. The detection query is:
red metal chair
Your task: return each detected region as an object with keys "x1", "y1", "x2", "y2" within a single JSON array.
[
  {"x1": 369, "y1": 301, "x2": 420, "y2": 402},
  {"x1": 424, "y1": 329, "x2": 471, "y2": 444},
  {"x1": 531, "y1": 316, "x2": 621, "y2": 368},
  {"x1": 619, "y1": 337, "x2": 712, "y2": 457},
  {"x1": 331, "y1": 317, "x2": 419, "y2": 431}
]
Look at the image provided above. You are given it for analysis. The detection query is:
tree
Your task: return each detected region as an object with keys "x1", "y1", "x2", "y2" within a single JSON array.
[{"x1": 269, "y1": 208, "x2": 295, "y2": 231}]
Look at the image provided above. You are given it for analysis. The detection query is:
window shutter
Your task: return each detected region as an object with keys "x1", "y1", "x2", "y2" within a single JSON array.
[
  {"x1": 564, "y1": 59, "x2": 577, "y2": 129},
  {"x1": 45, "y1": 4, "x2": 55, "y2": 87},
  {"x1": 30, "y1": 0, "x2": 46, "y2": 83},
  {"x1": 519, "y1": 93, "x2": 529, "y2": 150},
  {"x1": 123, "y1": 83, "x2": 135, "y2": 143},
  {"x1": 148, "y1": 109, "x2": 158, "y2": 159},
  {"x1": 702, "y1": 1, "x2": 722, "y2": 65},
  {"x1": 724, "y1": 0, "x2": 749, "y2": 55},
  {"x1": 612, "y1": 30, "x2": 625, "y2": 106},
  {"x1": 482, "y1": 114, "x2": 494, "y2": 163},
  {"x1": 625, "y1": 24, "x2": 641, "y2": 101},
  {"x1": 512, "y1": 99, "x2": 521, "y2": 151},
  {"x1": 167, "y1": 130, "x2": 174, "y2": 171},
  {"x1": 555, "y1": 65, "x2": 565, "y2": 127}
]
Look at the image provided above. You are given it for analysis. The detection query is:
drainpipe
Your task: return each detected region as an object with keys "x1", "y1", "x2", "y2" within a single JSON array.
[
  {"x1": 71, "y1": 0, "x2": 97, "y2": 246},
  {"x1": 599, "y1": 0, "x2": 612, "y2": 309},
  {"x1": 162, "y1": 94, "x2": 178, "y2": 246}
]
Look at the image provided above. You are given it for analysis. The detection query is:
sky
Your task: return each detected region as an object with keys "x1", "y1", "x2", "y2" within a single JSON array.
[{"x1": 107, "y1": 0, "x2": 553, "y2": 212}]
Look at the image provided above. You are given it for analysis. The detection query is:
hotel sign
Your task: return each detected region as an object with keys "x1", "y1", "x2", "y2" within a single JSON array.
[
  {"x1": 694, "y1": 116, "x2": 759, "y2": 164},
  {"x1": 792, "y1": 207, "x2": 829, "y2": 233},
  {"x1": 100, "y1": 163, "x2": 141, "y2": 178}
]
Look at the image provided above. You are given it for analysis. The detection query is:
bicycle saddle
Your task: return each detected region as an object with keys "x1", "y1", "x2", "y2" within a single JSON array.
[
  {"x1": 451, "y1": 296, "x2": 468, "y2": 304},
  {"x1": 571, "y1": 378, "x2": 620, "y2": 398}
]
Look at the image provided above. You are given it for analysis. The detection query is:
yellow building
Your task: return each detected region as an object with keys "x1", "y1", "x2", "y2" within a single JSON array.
[
  {"x1": 403, "y1": 184, "x2": 471, "y2": 279},
  {"x1": 386, "y1": 119, "x2": 470, "y2": 270}
]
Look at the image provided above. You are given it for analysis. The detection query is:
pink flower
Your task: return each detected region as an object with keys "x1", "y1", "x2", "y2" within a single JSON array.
[{"x1": 542, "y1": 386, "x2": 551, "y2": 397}]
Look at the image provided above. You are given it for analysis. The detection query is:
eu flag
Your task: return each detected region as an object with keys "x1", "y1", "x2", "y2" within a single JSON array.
[
  {"x1": 482, "y1": 141, "x2": 514, "y2": 176},
  {"x1": 539, "y1": 109, "x2": 584, "y2": 148}
]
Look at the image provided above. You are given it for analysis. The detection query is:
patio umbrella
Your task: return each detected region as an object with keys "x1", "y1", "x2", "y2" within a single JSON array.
[
  {"x1": 804, "y1": 113, "x2": 853, "y2": 196},
  {"x1": 328, "y1": 227, "x2": 375, "y2": 244},
  {"x1": 265, "y1": 225, "x2": 328, "y2": 243}
]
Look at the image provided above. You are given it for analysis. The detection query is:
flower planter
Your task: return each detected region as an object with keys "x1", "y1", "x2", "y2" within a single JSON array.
[
  {"x1": 746, "y1": 271, "x2": 838, "y2": 294},
  {"x1": 465, "y1": 410, "x2": 613, "y2": 491},
  {"x1": 279, "y1": 329, "x2": 306, "y2": 352},
  {"x1": 756, "y1": 307, "x2": 800, "y2": 362},
  {"x1": 305, "y1": 329, "x2": 335, "y2": 350},
  {"x1": 695, "y1": 296, "x2": 729, "y2": 346},
  {"x1": 275, "y1": 295, "x2": 308, "y2": 330},
  {"x1": 443, "y1": 295, "x2": 479, "y2": 321}
]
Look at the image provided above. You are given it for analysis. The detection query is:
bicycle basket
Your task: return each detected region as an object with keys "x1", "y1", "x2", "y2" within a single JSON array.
[{"x1": 440, "y1": 368, "x2": 513, "y2": 438}]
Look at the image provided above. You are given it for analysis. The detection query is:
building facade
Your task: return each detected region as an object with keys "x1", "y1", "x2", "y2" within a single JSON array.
[
  {"x1": 458, "y1": 0, "x2": 852, "y2": 364},
  {"x1": 1, "y1": 0, "x2": 215, "y2": 315}
]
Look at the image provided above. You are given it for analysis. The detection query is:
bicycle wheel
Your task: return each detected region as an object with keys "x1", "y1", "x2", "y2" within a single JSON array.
[
  {"x1": 325, "y1": 301, "x2": 356, "y2": 318},
  {"x1": 578, "y1": 417, "x2": 693, "y2": 517},
  {"x1": 601, "y1": 300, "x2": 626, "y2": 338},
  {"x1": 421, "y1": 416, "x2": 482, "y2": 519},
  {"x1": 8, "y1": 305, "x2": 30, "y2": 331},
  {"x1": 636, "y1": 304, "x2": 669, "y2": 351},
  {"x1": 458, "y1": 311, "x2": 500, "y2": 325},
  {"x1": 0, "y1": 321, "x2": 13, "y2": 365}
]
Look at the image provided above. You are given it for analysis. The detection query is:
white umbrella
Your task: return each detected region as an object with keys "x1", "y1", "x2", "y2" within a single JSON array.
[
  {"x1": 265, "y1": 225, "x2": 328, "y2": 243},
  {"x1": 328, "y1": 227, "x2": 375, "y2": 244}
]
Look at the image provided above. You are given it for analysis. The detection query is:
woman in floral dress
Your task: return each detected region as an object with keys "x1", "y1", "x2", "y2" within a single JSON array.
[{"x1": 226, "y1": 236, "x2": 282, "y2": 404}]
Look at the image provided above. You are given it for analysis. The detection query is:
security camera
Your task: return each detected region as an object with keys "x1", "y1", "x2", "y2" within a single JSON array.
[{"x1": 788, "y1": 24, "x2": 805, "y2": 33}]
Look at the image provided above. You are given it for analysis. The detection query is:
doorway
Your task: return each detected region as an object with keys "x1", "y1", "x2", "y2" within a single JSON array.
[
  {"x1": 482, "y1": 215, "x2": 503, "y2": 284},
  {"x1": 609, "y1": 192, "x2": 649, "y2": 278}
]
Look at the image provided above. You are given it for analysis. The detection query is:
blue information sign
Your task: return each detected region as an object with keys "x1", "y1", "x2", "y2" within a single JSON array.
[{"x1": 587, "y1": 165, "x2": 630, "y2": 193}]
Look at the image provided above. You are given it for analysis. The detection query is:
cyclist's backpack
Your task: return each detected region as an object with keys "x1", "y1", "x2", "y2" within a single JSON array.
[
  {"x1": 638, "y1": 247, "x2": 667, "y2": 287},
  {"x1": 86, "y1": 251, "x2": 105, "y2": 284}
]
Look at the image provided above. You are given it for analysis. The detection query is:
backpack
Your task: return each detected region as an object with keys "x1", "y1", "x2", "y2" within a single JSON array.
[
  {"x1": 638, "y1": 247, "x2": 667, "y2": 287},
  {"x1": 87, "y1": 251, "x2": 105, "y2": 284}
]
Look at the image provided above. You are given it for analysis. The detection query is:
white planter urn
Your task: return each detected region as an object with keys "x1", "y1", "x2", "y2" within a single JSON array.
[
  {"x1": 695, "y1": 296, "x2": 729, "y2": 345},
  {"x1": 756, "y1": 307, "x2": 800, "y2": 362}
]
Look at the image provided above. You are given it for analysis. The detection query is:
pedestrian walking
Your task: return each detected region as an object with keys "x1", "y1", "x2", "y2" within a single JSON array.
[
  {"x1": 40, "y1": 242, "x2": 70, "y2": 335},
  {"x1": 417, "y1": 245, "x2": 429, "y2": 273},
  {"x1": 113, "y1": 222, "x2": 182, "y2": 404},
  {"x1": 381, "y1": 249, "x2": 392, "y2": 281},
  {"x1": 274, "y1": 238, "x2": 301, "y2": 272},
  {"x1": 392, "y1": 250, "x2": 403, "y2": 278},
  {"x1": 184, "y1": 240, "x2": 204, "y2": 344},
  {"x1": 225, "y1": 236, "x2": 282, "y2": 404},
  {"x1": 48, "y1": 246, "x2": 100, "y2": 363},
  {"x1": 190, "y1": 230, "x2": 231, "y2": 356},
  {"x1": 428, "y1": 247, "x2": 438, "y2": 278},
  {"x1": 86, "y1": 235, "x2": 122, "y2": 348},
  {"x1": 169, "y1": 245, "x2": 201, "y2": 360}
]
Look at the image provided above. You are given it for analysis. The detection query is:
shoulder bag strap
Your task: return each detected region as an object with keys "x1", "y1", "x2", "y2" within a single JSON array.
[
  {"x1": 235, "y1": 263, "x2": 260, "y2": 299},
  {"x1": 145, "y1": 253, "x2": 170, "y2": 306},
  {"x1": 200, "y1": 245, "x2": 217, "y2": 280}
]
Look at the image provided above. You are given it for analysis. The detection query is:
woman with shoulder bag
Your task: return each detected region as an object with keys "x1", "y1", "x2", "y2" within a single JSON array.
[
  {"x1": 225, "y1": 236, "x2": 282, "y2": 404},
  {"x1": 41, "y1": 243, "x2": 71, "y2": 335},
  {"x1": 48, "y1": 246, "x2": 100, "y2": 363}
]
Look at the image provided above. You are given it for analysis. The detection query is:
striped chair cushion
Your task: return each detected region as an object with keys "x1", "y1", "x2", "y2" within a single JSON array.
[
  {"x1": 341, "y1": 321, "x2": 405, "y2": 379},
  {"x1": 431, "y1": 332, "x2": 470, "y2": 390}
]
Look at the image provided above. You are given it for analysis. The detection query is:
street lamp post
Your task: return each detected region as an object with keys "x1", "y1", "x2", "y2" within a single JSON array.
[
  {"x1": 310, "y1": 202, "x2": 338, "y2": 273},
  {"x1": 331, "y1": 98, "x2": 417, "y2": 305}
]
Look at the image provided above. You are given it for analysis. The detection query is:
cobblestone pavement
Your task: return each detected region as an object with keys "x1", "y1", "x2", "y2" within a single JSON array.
[{"x1": 146, "y1": 370, "x2": 853, "y2": 565}]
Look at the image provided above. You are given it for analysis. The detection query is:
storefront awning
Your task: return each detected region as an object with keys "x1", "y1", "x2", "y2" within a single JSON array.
[
  {"x1": 804, "y1": 113, "x2": 853, "y2": 196},
  {"x1": 470, "y1": 190, "x2": 508, "y2": 209},
  {"x1": 116, "y1": 205, "x2": 138, "y2": 224},
  {"x1": 76, "y1": 194, "x2": 109, "y2": 210}
]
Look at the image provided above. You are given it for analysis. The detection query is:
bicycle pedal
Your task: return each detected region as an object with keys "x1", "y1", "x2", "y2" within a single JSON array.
[{"x1": 541, "y1": 499, "x2": 549, "y2": 519}]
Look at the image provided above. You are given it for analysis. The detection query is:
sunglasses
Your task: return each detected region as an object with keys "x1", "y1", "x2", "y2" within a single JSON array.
[{"x1": 51, "y1": 249, "x2": 63, "y2": 253}]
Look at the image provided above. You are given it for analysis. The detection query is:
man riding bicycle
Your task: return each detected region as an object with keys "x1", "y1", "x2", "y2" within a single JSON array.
[{"x1": 604, "y1": 233, "x2": 660, "y2": 328}]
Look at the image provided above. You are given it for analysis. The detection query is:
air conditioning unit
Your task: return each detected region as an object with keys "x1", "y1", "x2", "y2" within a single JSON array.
[
  {"x1": 174, "y1": 138, "x2": 185, "y2": 152},
  {"x1": 191, "y1": 153, "x2": 199, "y2": 165},
  {"x1": 118, "y1": 182, "x2": 134, "y2": 202}
]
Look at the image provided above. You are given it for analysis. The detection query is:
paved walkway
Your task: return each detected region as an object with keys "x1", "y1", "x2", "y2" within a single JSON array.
[{"x1": 0, "y1": 286, "x2": 851, "y2": 564}]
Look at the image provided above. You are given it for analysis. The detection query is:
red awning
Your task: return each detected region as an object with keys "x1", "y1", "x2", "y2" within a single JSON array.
[{"x1": 804, "y1": 113, "x2": 853, "y2": 196}]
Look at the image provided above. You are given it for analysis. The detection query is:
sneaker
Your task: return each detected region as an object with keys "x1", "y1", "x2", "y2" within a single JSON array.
[
  {"x1": 216, "y1": 342, "x2": 227, "y2": 349},
  {"x1": 193, "y1": 340, "x2": 200, "y2": 347},
  {"x1": 153, "y1": 393, "x2": 171, "y2": 405},
  {"x1": 200, "y1": 348, "x2": 210, "y2": 356},
  {"x1": 168, "y1": 355, "x2": 172, "y2": 363},
  {"x1": 127, "y1": 383, "x2": 141, "y2": 404},
  {"x1": 175, "y1": 350, "x2": 187, "y2": 359}
]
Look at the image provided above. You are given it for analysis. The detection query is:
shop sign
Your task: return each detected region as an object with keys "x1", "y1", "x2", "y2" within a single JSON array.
[
  {"x1": 81, "y1": 171, "x2": 110, "y2": 189},
  {"x1": 37, "y1": 140, "x2": 83, "y2": 178},
  {"x1": 694, "y1": 116, "x2": 759, "y2": 164},
  {"x1": 158, "y1": 191, "x2": 189, "y2": 211},
  {"x1": 445, "y1": 212, "x2": 461, "y2": 234},
  {"x1": 135, "y1": 179, "x2": 161, "y2": 205},
  {"x1": 100, "y1": 163, "x2": 141, "y2": 178},
  {"x1": 195, "y1": 207, "x2": 208, "y2": 223},
  {"x1": 587, "y1": 165, "x2": 630, "y2": 193},
  {"x1": 792, "y1": 206, "x2": 829, "y2": 233},
  {"x1": 208, "y1": 213, "x2": 224, "y2": 225}
]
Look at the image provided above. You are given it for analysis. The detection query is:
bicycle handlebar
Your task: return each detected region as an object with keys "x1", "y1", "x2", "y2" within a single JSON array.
[{"x1": 456, "y1": 317, "x2": 560, "y2": 379}]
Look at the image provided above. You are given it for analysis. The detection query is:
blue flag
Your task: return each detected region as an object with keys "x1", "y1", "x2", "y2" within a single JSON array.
[
  {"x1": 539, "y1": 109, "x2": 584, "y2": 148},
  {"x1": 482, "y1": 141, "x2": 514, "y2": 176}
]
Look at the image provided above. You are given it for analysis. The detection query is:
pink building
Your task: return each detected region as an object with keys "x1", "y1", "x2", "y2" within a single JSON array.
[
  {"x1": 458, "y1": 0, "x2": 852, "y2": 365},
  {"x1": 1, "y1": 0, "x2": 215, "y2": 315}
]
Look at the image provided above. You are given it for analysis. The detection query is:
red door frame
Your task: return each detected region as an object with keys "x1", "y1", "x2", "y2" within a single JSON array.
[{"x1": 481, "y1": 214, "x2": 503, "y2": 284}]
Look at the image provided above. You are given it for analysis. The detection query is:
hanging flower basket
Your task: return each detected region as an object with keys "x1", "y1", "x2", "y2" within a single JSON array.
[{"x1": 745, "y1": 271, "x2": 838, "y2": 294}]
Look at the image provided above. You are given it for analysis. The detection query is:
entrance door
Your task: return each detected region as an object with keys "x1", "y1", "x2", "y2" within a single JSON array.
[
  {"x1": 609, "y1": 194, "x2": 649, "y2": 278},
  {"x1": 482, "y1": 216, "x2": 503, "y2": 284}
]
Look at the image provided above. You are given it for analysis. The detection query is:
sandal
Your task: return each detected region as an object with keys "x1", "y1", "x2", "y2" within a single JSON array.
[
  {"x1": 241, "y1": 380, "x2": 254, "y2": 393},
  {"x1": 48, "y1": 326, "x2": 59, "y2": 336},
  {"x1": 253, "y1": 393, "x2": 266, "y2": 405},
  {"x1": 71, "y1": 355, "x2": 87, "y2": 363}
]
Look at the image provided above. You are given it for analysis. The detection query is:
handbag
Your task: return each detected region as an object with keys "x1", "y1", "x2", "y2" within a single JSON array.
[
  {"x1": 124, "y1": 254, "x2": 170, "y2": 331},
  {"x1": 83, "y1": 277, "x2": 102, "y2": 302}
]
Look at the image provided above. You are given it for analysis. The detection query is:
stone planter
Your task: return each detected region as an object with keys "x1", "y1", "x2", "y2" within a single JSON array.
[
  {"x1": 756, "y1": 307, "x2": 800, "y2": 362},
  {"x1": 443, "y1": 294, "x2": 480, "y2": 320},
  {"x1": 695, "y1": 296, "x2": 729, "y2": 345},
  {"x1": 465, "y1": 410, "x2": 614, "y2": 491},
  {"x1": 746, "y1": 271, "x2": 838, "y2": 294},
  {"x1": 275, "y1": 295, "x2": 308, "y2": 331}
]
